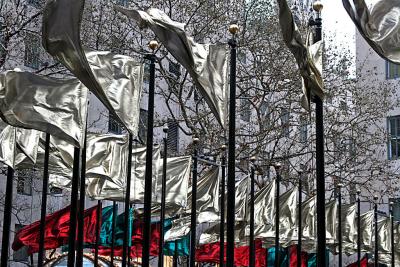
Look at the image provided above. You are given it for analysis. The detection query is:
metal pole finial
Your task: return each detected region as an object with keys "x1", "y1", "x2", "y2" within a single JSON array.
[
  {"x1": 250, "y1": 156, "x2": 257, "y2": 163},
  {"x1": 193, "y1": 137, "x2": 200, "y2": 144},
  {"x1": 228, "y1": 24, "x2": 239, "y2": 35},
  {"x1": 374, "y1": 195, "x2": 378, "y2": 201},
  {"x1": 312, "y1": 1, "x2": 323, "y2": 12},
  {"x1": 149, "y1": 40, "x2": 159, "y2": 51},
  {"x1": 163, "y1": 125, "x2": 169, "y2": 133}
]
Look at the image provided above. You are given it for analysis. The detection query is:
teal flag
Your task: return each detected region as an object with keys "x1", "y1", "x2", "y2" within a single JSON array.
[
  {"x1": 267, "y1": 247, "x2": 288, "y2": 267},
  {"x1": 307, "y1": 251, "x2": 329, "y2": 267},
  {"x1": 158, "y1": 218, "x2": 189, "y2": 256},
  {"x1": 99, "y1": 205, "x2": 114, "y2": 246},
  {"x1": 114, "y1": 209, "x2": 133, "y2": 247}
]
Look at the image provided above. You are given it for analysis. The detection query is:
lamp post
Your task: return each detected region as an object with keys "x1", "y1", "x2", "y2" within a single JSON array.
[
  {"x1": 390, "y1": 201, "x2": 395, "y2": 267},
  {"x1": 357, "y1": 190, "x2": 361, "y2": 267},
  {"x1": 274, "y1": 162, "x2": 282, "y2": 267},
  {"x1": 338, "y1": 183, "x2": 343, "y2": 267},
  {"x1": 374, "y1": 195, "x2": 378, "y2": 267},
  {"x1": 158, "y1": 125, "x2": 169, "y2": 267},
  {"x1": 220, "y1": 144, "x2": 227, "y2": 267},
  {"x1": 297, "y1": 171, "x2": 303, "y2": 267},
  {"x1": 249, "y1": 156, "x2": 256, "y2": 267},
  {"x1": 309, "y1": 1, "x2": 326, "y2": 265},
  {"x1": 141, "y1": 40, "x2": 158, "y2": 267},
  {"x1": 226, "y1": 23, "x2": 239, "y2": 267}
]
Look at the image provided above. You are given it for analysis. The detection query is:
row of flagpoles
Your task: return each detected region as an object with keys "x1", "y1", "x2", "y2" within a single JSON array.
[
  {"x1": 9, "y1": 173, "x2": 400, "y2": 267},
  {"x1": 1, "y1": 0, "x2": 400, "y2": 266}
]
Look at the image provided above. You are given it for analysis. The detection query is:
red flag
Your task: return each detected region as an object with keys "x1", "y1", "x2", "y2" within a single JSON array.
[
  {"x1": 346, "y1": 255, "x2": 368, "y2": 267},
  {"x1": 195, "y1": 240, "x2": 266, "y2": 267},
  {"x1": 288, "y1": 245, "x2": 307, "y2": 267},
  {"x1": 12, "y1": 204, "x2": 99, "y2": 254}
]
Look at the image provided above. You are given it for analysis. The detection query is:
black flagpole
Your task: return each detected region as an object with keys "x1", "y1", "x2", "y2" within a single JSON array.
[
  {"x1": 226, "y1": 23, "x2": 239, "y2": 267},
  {"x1": 141, "y1": 40, "x2": 158, "y2": 267},
  {"x1": 249, "y1": 157, "x2": 256, "y2": 267},
  {"x1": 374, "y1": 195, "x2": 378, "y2": 267},
  {"x1": 310, "y1": 2, "x2": 326, "y2": 266},
  {"x1": 297, "y1": 172, "x2": 303, "y2": 267},
  {"x1": 338, "y1": 183, "x2": 343, "y2": 267},
  {"x1": 68, "y1": 146, "x2": 81, "y2": 267},
  {"x1": 0, "y1": 166, "x2": 14, "y2": 267},
  {"x1": 128, "y1": 203, "x2": 133, "y2": 266},
  {"x1": 122, "y1": 133, "x2": 133, "y2": 267},
  {"x1": 94, "y1": 200, "x2": 102, "y2": 266},
  {"x1": 37, "y1": 133, "x2": 51, "y2": 267},
  {"x1": 158, "y1": 125, "x2": 168, "y2": 267},
  {"x1": 173, "y1": 240, "x2": 178, "y2": 267},
  {"x1": 111, "y1": 201, "x2": 117, "y2": 266},
  {"x1": 76, "y1": 132, "x2": 87, "y2": 267},
  {"x1": 357, "y1": 190, "x2": 361, "y2": 267},
  {"x1": 219, "y1": 145, "x2": 226, "y2": 267},
  {"x1": 390, "y1": 202, "x2": 395, "y2": 267},
  {"x1": 274, "y1": 163, "x2": 281, "y2": 267},
  {"x1": 189, "y1": 137, "x2": 199, "y2": 267}
]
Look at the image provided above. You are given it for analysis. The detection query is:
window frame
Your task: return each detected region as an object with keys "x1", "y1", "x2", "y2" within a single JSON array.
[{"x1": 387, "y1": 115, "x2": 400, "y2": 160}]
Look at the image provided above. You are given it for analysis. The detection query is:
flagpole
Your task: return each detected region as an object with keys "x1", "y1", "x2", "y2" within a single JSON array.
[
  {"x1": 219, "y1": 145, "x2": 226, "y2": 267},
  {"x1": 357, "y1": 190, "x2": 361, "y2": 267},
  {"x1": 122, "y1": 133, "x2": 133, "y2": 267},
  {"x1": 310, "y1": 2, "x2": 326, "y2": 266},
  {"x1": 249, "y1": 157, "x2": 256, "y2": 267},
  {"x1": 94, "y1": 200, "x2": 102, "y2": 266},
  {"x1": 390, "y1": 201, "x2": 394, "y2": 267},
  {"x1": 297, "y1": 171, "x2": 303, "y2": 267},
  {"x1": 189, "y1": 137, "x2": 199, "y2": 267},
  {"x1": 173, "y1": 240, "x2": 178, "y2": 267},
  {"x1": 141, "y1": 40, "x2": 158, "y2": 267},
  {"x1": 374, "y1": 195, "x2": 378, "y2": 267},
  {"x1": 226, "y1": 23, "x2": 239, "y2": 267},
  {"x1": 0, "y1": 166, "x2": 14, "y2": 267},
  {"x1": 76, "y1": 132, "x2": 87, "y2": 267},
  {"x1": 158, "y1": 125, "x2": 169, "y2": 267},
  {"x1": 274, "y1": 163, "x2": 282, "y2": 267},
  {"x1": 128, "y1": 203, "x2": 133, "y2": 266},
  {"x1": 37, "y1": 133, "x2": 51, "y2": 267},
  {"x1": 338, "y1": 183, "x2": 343, "y2": 267},
  {"x1": 111, "y1": 201, "x2": 117, "y2": 266},
  {"x1": 68, "y1": 147, "x2": 81, "y2": 267}
]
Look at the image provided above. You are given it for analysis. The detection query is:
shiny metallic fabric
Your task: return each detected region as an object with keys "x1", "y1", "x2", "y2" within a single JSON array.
[
  {"x1": 199, "y1": 222, "x2": 247, "y2": 245},
  {"x1": 341, "y1": 204, "x2": 357, "y2": 254},
  {"x1": 155, "y1": 156, "x2": 192, "y2": 208},
  {"x1": 343, "y1": 0, "x2": 400, "y2": 64},
  {"x1": 232, "y1": 176, "x2": 250, "y2": 222},
  {"x1": 377, "y1": 218, "x2": 391, "y2": 253},
  {"x1": 325, "y1": 200, "x2": 338, "y2": 245},
  {"x1": 116, "y1": 7, "x2": 229, "y2": 128},
  {"x1": 85, "y1": 133, "x2": 129, "y2": 187},
  {"x1": 164, "y1": 216, "x2": 191, "y2": 242},
  {"x1": 0, "y1": 126, "x2": 16, "y2": 168},
  {"x1": 277, "y1": 0, "x2": 324, "y2": 110},
  {"x1": 360, "y1": 210, "x2": 374, "y2": 252},
  {"x1": 278, "y1": 187, "x2": 298, "y2": 245},
  {"x1": 0, "y1": 70, "x2": 88, "y2": 147},
  {"x1": 15, "y1": 127, "x2": 40, "y2": 164},
  {"x1": 250, "y1": 181, "x2": 276, "y2": 239},
  {"x1": 300, "y1": 196, "x2": 317, "y2": 252},
  {"x1": 186, "y1": 166, "x2": 220, "y2": 223},
  {"x1": 42, "y1": 0, "x2": 144, "y2": 135}
]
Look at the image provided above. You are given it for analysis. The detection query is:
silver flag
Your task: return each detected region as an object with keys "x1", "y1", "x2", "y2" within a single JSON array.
[
  {"x1": 278, "y1": 187, "x2": 298, "y2": 245},
  {"x1": 301, "y1": 196, "x2": 317, "y2": 252},
  {"x1": 343, "y1": 0, "x2": 400, "y2": 64},
  {"x1": 42, "y1": 0, "x2": 144, "y2": 135},
  {"x1": 360, "y1": 210, "x2": 374, "y2": 252},
  {"x1": 164, "y1": 216, "x2": 191, "y2": 242},
  {"x1": 232, "y1": 176, "x2": 250, "y2": 222},
  {"x1": 186, "y1": 166, "x2": 220, "y2": 223},
  {"x1": 115, "y1": 7, "x2": 229, "y2": 128},
  {"x1": 85, "y1": 133, "x2": 129, "y2": 187},
  {"x1": 251, "y1": 181, "x2": 276, "y2": 239},
  {"x1": 199, "y1": 222, "x2": 247, "y2": 245},
  {"x1": 325, "y1": 200, "x2": 338, "y2": 244},
  {"x1": 342, "y1": 204, "x2": 357, "y2": 254},
  {"x1": 0, "y1": 126, "x2": 16, "y2": 168},
  {"x1": 0, "y1": 70, "x2": 88, "y2": 147},
  {"x1": 277, "y1": 0, "x2": 324, "y2": 109},
  {"x1": 15, "y1": 127, "x2": 40, "y2": 165},
  {"x1": 377, "y1": 218, "x2": 391, "y2": 258},
  {"x1": 155, "y1": 156, "x2": 192, "y2": 208}
]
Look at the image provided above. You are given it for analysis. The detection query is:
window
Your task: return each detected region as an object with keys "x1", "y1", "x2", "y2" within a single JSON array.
[
  {"x1": 167, "y1": 120, "x2": 179, "y2": 154},
  {"x1": 116, "y1": 0, "x2": 129, "y2": 6},
  {"x1": 17, "y1": 175, "x2": 32, "y2": 196},
  {"x1": 299, "y1": 116, "x2": 308, "y2": 143},
  {"x1": 240, "y1": 96, "x2": 251, "y2": 122},
  {"x1": 281, "y1": 108, "x2": 290, "y2": 137},
  {"x1": 108, "y1": 113, "x2": 122, "y2": 134},
  {"x1": 387, "y1": 116, "x2": 400, "y2": 160},
  {"x1": 169, "y1": 61, "x2": 181, "y2": 77},
  {"x1": 27, "y1": 0, "x2": 42, "y2": 8},
  {"x1": 138, "y1": 109, "x2": 148, "y2": 143},
  {"x1": 386, "y1": 61, "x2": 400, "y2": 79},
  {"x1": 24, "y1": 33, "x2": 40, "y2": 69},
  {"x1": 389, "y1": 198, "x2": 400, "y2": 221},
  {"x1": 14, "y1": 224, "x2": 29, "y2": 262}
]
